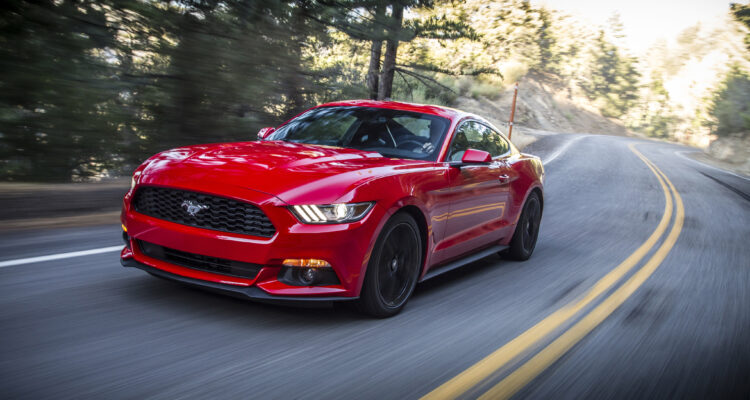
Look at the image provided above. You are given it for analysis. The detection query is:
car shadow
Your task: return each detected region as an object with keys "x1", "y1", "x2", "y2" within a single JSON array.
[
  {"x1": 121, "y1": 274, "x2": 369, "y2": 324},
  {"x1": 414, "y1": 253, "x2": 521, "y2": 295},
  {"x1": 119, "y1": 253, "x2": 523, "y2": 324}
]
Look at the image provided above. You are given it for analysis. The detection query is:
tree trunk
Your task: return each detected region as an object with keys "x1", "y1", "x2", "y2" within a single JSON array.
[
  {"x1": 366, "y1": 41, "x2": 383, "y2": 100},
  {"x1": 377, "y1": 4, "x2": 403, "y2": 101},
  {"x1": 366, "y1": 5, "x2": 386, "y2": 100}
]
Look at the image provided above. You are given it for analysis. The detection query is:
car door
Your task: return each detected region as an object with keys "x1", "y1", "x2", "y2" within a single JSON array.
[{"x1": 435, "y1": 120, "x2": 514, "y2": 262}]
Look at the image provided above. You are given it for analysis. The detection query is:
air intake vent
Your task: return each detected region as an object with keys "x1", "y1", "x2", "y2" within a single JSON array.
[{"x1": 138, "y1": 240, "x2": 262, "y2": 279}]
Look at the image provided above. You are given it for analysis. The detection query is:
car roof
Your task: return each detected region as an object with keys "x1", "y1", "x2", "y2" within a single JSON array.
[{"x1": 314, "y1": 100, "x2": 472, "y2": 121}]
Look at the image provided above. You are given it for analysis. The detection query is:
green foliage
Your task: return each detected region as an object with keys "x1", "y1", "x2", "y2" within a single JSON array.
[
  {"x1": 533, "y1": 8, "x2": 562, "y2": 74},
  {"x1": 731, "y1": 2, "x2": 750, "y2": 51},
  {"x1": 634, "y1": 77, "x2": 675, "y2": 138},
  {"x1": 0, "y1": 0, "x2": 124, "y2": 181},
  {"x1": 0, "y1": 0, "x2": 353, "y2": 181},
  {"x1": 408, "y1": 15, "x2": 480, "y2": 41},
  {"x1": 3, "y1": 0, "x2": 743, "y2": 181},
  {"x1": 706, "y1": 66, "x2": 750, "y2": 137},
  {"x1": 335, "y1": 0, "x2": 481, "y2": 100},
  {"x1": 582, "y1": 31, "x2": 640, "y2": 118},
  {"x1": 392, "y1": 73, "x2": 457, "y2": 105}
]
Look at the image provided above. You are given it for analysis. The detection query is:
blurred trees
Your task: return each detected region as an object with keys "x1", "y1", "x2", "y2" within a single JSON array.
[
  {"x1": 706, "y1": 67, "x2": 750, "y2": 137},
  {"x1": 533, "y1": 7, "x2": 562, "y2": 75},
  {"x1": 697, "y1": 3, "x2": 750, "y2": 139},
  {"x1": 634, "y1": 76, "x2": 673, "y2": 139},
  {"x1": 0, "y1": 0, "x2": 345, "y2": 181},
  {"x1": 328, "y1": 0, "x2": 479, "y2": 100},
  {"x1": 731, "y1": 2, "x2": 750, "y2": 51},
  {"x1": 703, "y1": 3, "x2": 750, "y2": 138},
  {"x1": 582, "y1": 31, "x2": 640, "y2": 118},
  {"x1": 0, "y1": 0, "x2": 123, "y2": 181},
  {"x1": 114, "y1": 0, "x2": 338, "y2": 167},
  {"x1": 1, "y1": 0, "x2": 748, "y2": 181},
  {"x1": 0, "y1": 0, "x2": 479, "y2": 181}
]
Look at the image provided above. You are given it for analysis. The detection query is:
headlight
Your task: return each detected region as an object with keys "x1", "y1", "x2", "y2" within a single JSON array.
[
  {"x1": 130, "y1": 171, "x2": 141, "y2": 191},
  {"x1": 289, "y1": 202, "x2": 374, "y2": 224}
]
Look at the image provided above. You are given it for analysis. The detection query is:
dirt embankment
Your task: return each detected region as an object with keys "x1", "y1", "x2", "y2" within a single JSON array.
[
  {"x1": 699, "y1": 135, "x2": 750, "y2": 176},
  {"x1": 454, "y1": 75, "x2": 633, "y2": 150},
  {"x1": 456, "y1": 76, "x2": 749, "y2": 177}
]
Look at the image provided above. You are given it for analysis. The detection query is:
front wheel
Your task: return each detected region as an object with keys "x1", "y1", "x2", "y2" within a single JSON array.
[
  {"x1": 505, "y1": 191, "x2": 542, "y2": 261},
  {"x1": 357, "y1": 213, "x2": 422, "y2": 318}
]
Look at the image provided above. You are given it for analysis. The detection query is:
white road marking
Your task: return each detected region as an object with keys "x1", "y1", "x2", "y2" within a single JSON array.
[
  {"x1": 674, "y1": 150, "x2": 750, "y2": 181},
  {"x1": 0, "y1": 245, "x2": 123, "y2": 268},
  {"x1": 542, "y1": 135, "x2": 589, "y2": 165}
]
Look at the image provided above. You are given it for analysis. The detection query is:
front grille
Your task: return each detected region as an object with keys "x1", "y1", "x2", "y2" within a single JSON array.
[
  {"x1": 138, "y1": 240, "x2": 262, "y2": 279},
  {"x1": 133, "y1": 186, "x2": 275, "y2": 237}
]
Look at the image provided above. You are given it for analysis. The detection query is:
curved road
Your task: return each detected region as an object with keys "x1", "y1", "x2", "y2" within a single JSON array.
[{"x1": 1, "y1": 134, "x2": 748, "y2": 399}]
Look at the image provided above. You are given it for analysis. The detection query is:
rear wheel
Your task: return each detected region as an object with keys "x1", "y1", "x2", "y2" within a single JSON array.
[
  {"x1": 358, "y1": 213, "x2": 422, "y2": 318},
  {"x1": 506, "y1": 191, "x2": 542, "y2": 261}
]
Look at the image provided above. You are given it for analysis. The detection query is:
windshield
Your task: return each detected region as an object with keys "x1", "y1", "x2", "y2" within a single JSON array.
[{"x1": 267, "y1": 106, "x2": 451, "y2": 161}]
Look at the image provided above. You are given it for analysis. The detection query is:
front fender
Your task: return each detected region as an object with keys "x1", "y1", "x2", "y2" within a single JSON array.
[
  {"x1": 507, "y1": 155, "x2": 544, "y2": 228},
  {"x1": 336, "y1": 166, "x2": 451, "y2": 290}
]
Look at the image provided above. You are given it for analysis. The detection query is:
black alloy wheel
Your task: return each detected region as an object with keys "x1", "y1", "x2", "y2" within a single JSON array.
[
  {"x1": 358, "y1": 213, "x2": 422, "y2": 317},
  {"x1": 506, "y1": 191, "x2": 542, "y2": 261}
]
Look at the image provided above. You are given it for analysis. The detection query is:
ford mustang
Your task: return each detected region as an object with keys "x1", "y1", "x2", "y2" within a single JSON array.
[{"x1": 120, "y1": 100, "x2": 544, "y2": 317}]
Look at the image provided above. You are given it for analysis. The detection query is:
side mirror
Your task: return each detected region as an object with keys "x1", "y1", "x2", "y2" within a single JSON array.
[
  {"x1": 257, "y1": 127, "x2": 276, "y2": 140},
  {"x1": 461, "y1": 148, "x2": 492, "y2": 163}
]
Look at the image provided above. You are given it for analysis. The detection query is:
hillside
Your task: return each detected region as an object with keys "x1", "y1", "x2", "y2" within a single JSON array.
[{"x1": 453, "y1": 74, "x2": 633, "y2": 149}]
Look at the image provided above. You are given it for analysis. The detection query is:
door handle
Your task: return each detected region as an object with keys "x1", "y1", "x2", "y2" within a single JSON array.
[{"x1": 498, "y1": 174, "x2": 510, "y2": 183}]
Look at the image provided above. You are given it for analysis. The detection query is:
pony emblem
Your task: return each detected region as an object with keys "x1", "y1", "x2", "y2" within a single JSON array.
[{"x1": 181, "y1": 200, "x2": 209, "y2": 216}]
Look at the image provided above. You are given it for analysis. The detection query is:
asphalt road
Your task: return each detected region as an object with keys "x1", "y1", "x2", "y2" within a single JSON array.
[{"x1": 1, "y1": 134, "x2": 748, "y2": 399}]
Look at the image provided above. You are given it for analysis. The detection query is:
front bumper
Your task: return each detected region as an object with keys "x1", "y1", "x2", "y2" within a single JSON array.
[
  {"x1": 121, "y1": 257, "x2": 356, "y2": 304},
  {"x1": 121, "y1": 184, "x2": 384, "y2": 299}
]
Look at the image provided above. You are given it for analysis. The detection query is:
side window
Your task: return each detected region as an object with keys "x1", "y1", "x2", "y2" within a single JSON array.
[
  {"x1": 448, "y1": 121, "x2": 509, "y2": 161},
  {"x1": 448, "y1": 122, "x2": 478, "y2": 161}
]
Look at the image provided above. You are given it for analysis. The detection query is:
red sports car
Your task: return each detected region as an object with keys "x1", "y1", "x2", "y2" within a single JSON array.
[{"x1": 120, "y1": 100, "x2": 544, "y2": 317}]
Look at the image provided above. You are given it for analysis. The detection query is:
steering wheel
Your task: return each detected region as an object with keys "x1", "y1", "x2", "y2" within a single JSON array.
[{"x1": 396, "y1": 138, "x2": 427, "y2": 152}]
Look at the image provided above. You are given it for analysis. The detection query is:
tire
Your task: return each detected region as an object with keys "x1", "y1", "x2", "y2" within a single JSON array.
[
  {"x1": 505, "y1": 191, "x2": 542, "y2": 261},
  {"x1": 357, "y1": 212, "x2": 422, "y2": 318}
]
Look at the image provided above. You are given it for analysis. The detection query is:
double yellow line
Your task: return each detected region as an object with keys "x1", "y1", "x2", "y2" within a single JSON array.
[{"x1": 422, "y1": 144, "x2": 685, "y2": 400}]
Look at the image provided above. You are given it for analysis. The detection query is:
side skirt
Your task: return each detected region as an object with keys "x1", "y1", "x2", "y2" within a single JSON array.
[{"x1": 420, "y1": 244, "x2": 509, "y2": 281}]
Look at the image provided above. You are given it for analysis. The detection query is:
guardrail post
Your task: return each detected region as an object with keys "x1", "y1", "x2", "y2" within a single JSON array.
[{"x1": 508, "y1": 82, "x2": 518, "y2": 140}]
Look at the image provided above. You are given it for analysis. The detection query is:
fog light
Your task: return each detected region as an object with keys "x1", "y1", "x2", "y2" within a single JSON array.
[
  {"x1": 278, "y1": 259, "x2": 340, "y2": 287},
  {"x1": 299, "y1": 268, "x2": 319, "y2": 285}
]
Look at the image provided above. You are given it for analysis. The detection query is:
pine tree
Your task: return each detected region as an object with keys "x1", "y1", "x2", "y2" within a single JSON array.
[
  {"x1": 730, "y1": 2, "x2": 750, "y2": 51},
  {"x1": 707, "y1": 66, "x2": 750, "y2": 137},
  {"x1": 0, "y1": 0, "x2": 122, "y2": 181},
  {"x1": 583, "y1": 31, "x2": 640, "y2": 118},
  {"x1": 326, "y1": 1, "x2": 478, "y2": 100}
]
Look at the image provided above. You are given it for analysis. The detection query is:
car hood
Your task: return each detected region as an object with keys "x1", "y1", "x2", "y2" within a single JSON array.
[{"x1": 139, "y1": 141, "x2": 428, "y2": 204}]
